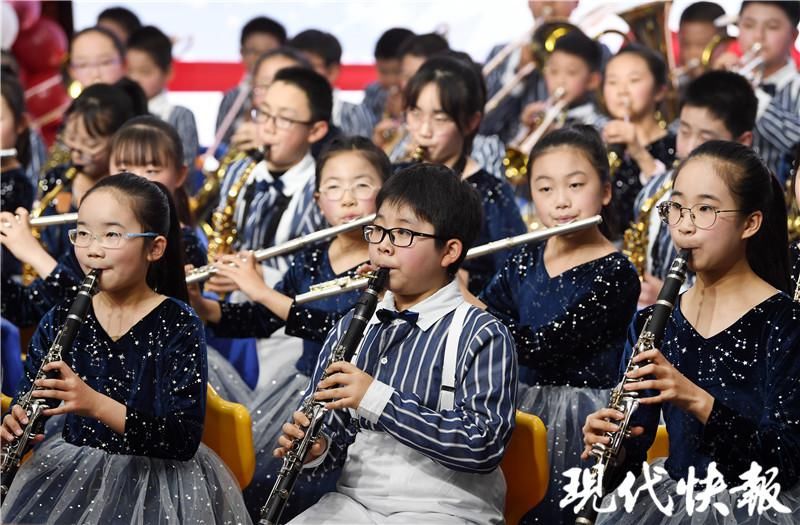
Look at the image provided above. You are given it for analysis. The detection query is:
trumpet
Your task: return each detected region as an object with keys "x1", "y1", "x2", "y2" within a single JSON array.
[
  {"x1": 186, "y1": 214, "x2": 376, "y2": 284},
  {"x1": 1, "y1": 212, "x2": 78, "y2": 229},
  {"x1": 295, "y1": 215, "x2": 602, "y2": 304},
  {"x1": 503, "y1": 86, "x2": 568, "y2": 184},
  {"x1": 733, "y1": 42, "x2": 765, "y2": 86}
]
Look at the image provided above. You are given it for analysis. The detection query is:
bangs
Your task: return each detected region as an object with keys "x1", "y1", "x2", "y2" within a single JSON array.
[{"x1": 111, "y1": 125, "x2": 174, "y2": 168}]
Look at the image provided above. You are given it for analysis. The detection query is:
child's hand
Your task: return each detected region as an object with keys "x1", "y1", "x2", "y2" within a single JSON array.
[
  {"x1": 0, "y1": 405, "x2": 45, "y2": 447},
  {"x1": 580, "y1": 407, "x2": 645, "y2": 460},
  {"x1": 602, "y1": 119, "x2": 639, "y2": 149},
  {"x1": 213, "y1": 251, "x2": 270, "y2": 302},
  {"x1": 372, "y1": 118, "x2": 402, "y2": 148},
  {"x1": 185, "y1": 264, "x2": 221, "y2": 323},
  {"x1": 31, "y1": 361, "x2": 100, "y2": 418},
  {"x1": 230, "y1": 121, "x2": 260, "y2": 152},
  {"x1": 273, "y1": 410, "x2": 327, "y2": 463},
  {"x1": 520, "y1": 101, "x2": 548, "y2": 127},
  {"x1": 0, "y1": 209, "x2": 46, "y2": 261},
  {"x1": 624, "y1": 349, "x2": 714, "y2": 423},
  {"x1": 314, "y1": 362, "x2": 374, "y2": 410}
]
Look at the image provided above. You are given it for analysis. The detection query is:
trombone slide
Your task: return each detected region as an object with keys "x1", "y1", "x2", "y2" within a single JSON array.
[{"x1": 484, "y1": 62, "x2": 537, "y2": 114}]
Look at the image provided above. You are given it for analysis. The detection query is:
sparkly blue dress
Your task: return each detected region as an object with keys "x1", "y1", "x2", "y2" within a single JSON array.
[
  {"x1": 208, "y1": 242, "x2": 364, "y2": 521},
  {"x1": 593, "y1": 293, "x2": 800, "y2": 524},
  {"x1": 1, "y1": 298, "x2": 251, "y2": 524},
  {"x1": 480, "y1": 242, "x2": 640, "y2": 523}
]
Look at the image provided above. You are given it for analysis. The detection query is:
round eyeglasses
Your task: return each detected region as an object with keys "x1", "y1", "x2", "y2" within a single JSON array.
[
  {"x1": 657, "y1": 201, "x2": 742, "y2": 230},
  {"x1": 69, "y1": 228, "x2": 159, "y2": 249}
]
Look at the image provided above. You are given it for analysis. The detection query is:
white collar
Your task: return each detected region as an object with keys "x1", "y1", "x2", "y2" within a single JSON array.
[
  {"x1": 764, "y1": 60, "x2": 798, "y2": 90},
  {"x1": 566, "y1": 101, "x2": 596, "y2": 120},
  {"x1": 148, "y1": 90, "x2": 172, "y2": 121},
  {"x1": 252, "y1": 152, "x2": 314, "y2": 197},
  {"x1": 368, "y1": 279, "x2": 463, "y2": 332}
]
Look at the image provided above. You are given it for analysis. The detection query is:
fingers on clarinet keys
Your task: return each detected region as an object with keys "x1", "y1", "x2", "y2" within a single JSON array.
[{"x1": 1, "y1": 406, "x2": 30, "y2": 442}]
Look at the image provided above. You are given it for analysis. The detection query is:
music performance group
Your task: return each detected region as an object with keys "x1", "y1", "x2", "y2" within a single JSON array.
[{"x1": 1, "y1": 1, "x2": 800, "y2": 524}]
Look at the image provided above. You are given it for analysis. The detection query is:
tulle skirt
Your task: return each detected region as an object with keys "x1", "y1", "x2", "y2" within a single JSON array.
[
  {"x1": 518, "y1": 383, "x2": 610, "y2": 524},
  {"x1": 242, "y1": 370, "x2": 340, "y2": 522},
  {"x1": 207, "y1": 344, "x2": 255, "y2": 406},
  {"x1": 1, "y1": 438, "x2": 252, "y2": 524},
  {"x1": 595, "y1": 458, "x2": 800, "y2": 525}
]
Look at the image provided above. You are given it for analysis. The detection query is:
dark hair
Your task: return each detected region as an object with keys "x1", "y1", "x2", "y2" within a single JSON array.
[
  {"x1": 404, "y1": 55, "x2": 484, "y2": 158},
  {"x1": 375, "y1": 28, "x2": 415, "y2": 60},
  {"x1": 376, "y1": 163, "x2": 482, "y2": 274},
  {"x1": 253, "y1": 47, "x2": 313, "y2": 78},
  {"x1": 552, "y1": 28, "x2": 602, "y2": 72},
  {"x1": 127, "y1": 25, "x2": 172, "y2": 73},
  {"x1": 677, "y1": 140, "x2": 790, "y2": 292},
  {"x1": 81, "y1": 173, "x2": 188, "y2": 301},
  {"x1": 314, "y1": 136, "x2": 392, "y2": 191},
  {"x1": 528, "y1": 125, "x2": 615, "y2": 237},
  {"x1": 97, "y1": 7, "x2": 142, "y2": 41},
  {"x1": 241, "y1": 16, "x2": 287, "y2": 47},
  {"x1": 272, "y1": 67, "x2": 333, "y2": 123},
  {"x1": 110, "y1": 115, "x2": 194, "y2": 226},
  {"x1": 681, "y1": 70, "x2": 757, "y2": 137},
  {"x1": 65, "y1": 82, "x2": 145, "y2": 141},
  {"x1": 288, "y1": 30, "x2": 342, "y2": 66},
  {"x1": 740, "y1": 1, "x2": 800, "y2": 28},
  {"x1": 680, "y1": 1, "x2": 726, "y2": 25},
  {"x1": 70, "y1": 26, "x2": 126, "y2": 61},
  {"x1": 1, "y1": 75, "x2": 32, "y2": 167},
  {"x1": 608, "y1": 44, "x2": 669, "y2": 89},
  {"x1": 397, "y1": 33, "x2": 449, "y2": 60}
]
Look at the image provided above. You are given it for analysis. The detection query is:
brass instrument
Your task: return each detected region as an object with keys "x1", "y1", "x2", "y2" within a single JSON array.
[
  {"x1": 295, "y1": 215, "x2": 603, "y2": 304},
  {"x1": 411, "y1": 145, "x2": 426, "y2": 163},
  {"x1": 787, "y1": 175, "x2": 799, "y2": 243},
  {"x1": 731, "y1": 42, "x2": 765, "y2": 86},
  {"x1": 23, "y1": 166, "x2": 79, "y2": 284},
  {"x1": 204, "y1": 149, "x2": 265, "y2": 262},
  {"x1": 483, "y1": 21, "x2": 576, "y2": 116},
  {"x1": 190, "y1": 149, "x2": 241, "y2": 225},
  {"x1": 622, "y1": 178, "x2": 673, "y2": 277},
  {"x1": 503, "y1": 86, "x2": 567, "y2": 185},
  {"x1": 186, "y1": 214, "x2": 375, "y2": 285},
  {"x1": 0, "y1": 269, "x2": 100, "y2": 503},
  {"x1": 482, "y1": 28, "x2": 535, "y2": 79}
]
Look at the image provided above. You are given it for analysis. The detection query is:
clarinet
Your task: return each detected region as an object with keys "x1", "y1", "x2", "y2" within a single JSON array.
[
  {"x1": 575, "y1": 250, "x2": 690, "y2": 525},
  {"x1": 0, "y1": 269, "x2": 100, "y2": 503},
  {"x1": 259, "y1": 267, "x2": 390, "y2": 525}
]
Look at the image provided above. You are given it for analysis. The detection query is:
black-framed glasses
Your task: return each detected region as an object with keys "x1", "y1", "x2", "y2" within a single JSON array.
[
  {"x1": 250, "y1": 108, "x2": 314, "y2": 130},
  {"x1": 68, "y1": 228, "x2": 159, "y2": 249},
  {"x1": 363, "y1": 224, "x2": 443, "y2": 248},
  {"x1": 657, "y1": 201, "x2": 742, "y2": 230}
]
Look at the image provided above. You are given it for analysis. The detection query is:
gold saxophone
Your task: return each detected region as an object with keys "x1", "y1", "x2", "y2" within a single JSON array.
[
  {"x1": 205, "y1": 152, "x2": 262, "y2": 261},
  {"x1": 786, "y1": 176, "x2": 799, "y2": 244},
  {"x1": 411, "y1": 145, "x2": 426, "y2": 163},
  {"x1": 622, "y1": 178, "x2": 672, "y2": 278},
  {"x1": 23, "y1": 166, "x2": 79, "y2": 285},
  {"x1": 190, "y1": 149, "x2": 242, "y2": 225}
]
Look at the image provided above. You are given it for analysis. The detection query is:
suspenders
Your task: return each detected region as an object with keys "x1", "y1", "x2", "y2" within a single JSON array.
[{"x1": 438, "y1": 303, "x2": 470, "y2": 411}]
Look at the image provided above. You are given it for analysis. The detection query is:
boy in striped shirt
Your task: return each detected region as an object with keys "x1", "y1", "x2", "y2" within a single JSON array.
[{"x1": 276, "y1": 163, "x2": 518, "y2": 524}]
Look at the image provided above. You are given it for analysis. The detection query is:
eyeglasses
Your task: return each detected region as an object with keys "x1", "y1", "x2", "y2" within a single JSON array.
[
  {"x1": 68, "y1": 228, "x2": 159, "y2": 249},
  {"x1": 62, "y1": 138, "x2": 108, "y2": 163},
  {"x1": 319, "y1": 183, "x2": 377, "y2": 201},
  {"x1": 405, "y1": 108, "x2": 455, "y2": 132},
  {"x1": 250, "y1": 108, "x2": 314, "y2": 130},
  {"x1": 363, "y1": 224, "x2": 442, "y2": 248},
  {"x1": 657, "y1": 201, "x2": 742, "y2": 230},
  {"x1": 70, "y1": 57, "x2": 122, "y2": 73}
]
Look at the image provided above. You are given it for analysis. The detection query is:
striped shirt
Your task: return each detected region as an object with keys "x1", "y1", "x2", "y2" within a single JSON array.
[
  {"x1": 149, "y1": 91, "x2": 200, "y2": 168},
  {"x1": 306, "y1": 280, "x2": 518, "y2": 475},
  {"x1": 753, "y1": 61, "x2": 800, "y2": 183}
]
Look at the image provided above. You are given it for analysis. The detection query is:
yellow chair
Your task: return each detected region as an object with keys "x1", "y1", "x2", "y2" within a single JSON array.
[
  {"x1": 646, "y1": 425, "x2": 669, "y2": 463},
  {"x1": 500, "y1": 411, "x2": 550, "y2": 525},
  {"x1": 2, "y1": 393, "x2": 11, "y2": 414},
  {"x1": 202, "y1": 385, "x2": 255, "y2": 489}
]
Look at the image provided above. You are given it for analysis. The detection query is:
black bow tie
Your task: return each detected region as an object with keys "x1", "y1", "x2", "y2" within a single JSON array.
[
  {"x1": 376, "y1": 308, "x2": 419, "y2": 325},
  {"x1": 760, "y1": 83, "x2": 777, "y2": 96}
]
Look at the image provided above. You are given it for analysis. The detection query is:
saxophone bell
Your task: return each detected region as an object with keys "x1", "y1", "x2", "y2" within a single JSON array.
[{"x1": 411, "y1": 145, "x2": 427, "y2": 163}]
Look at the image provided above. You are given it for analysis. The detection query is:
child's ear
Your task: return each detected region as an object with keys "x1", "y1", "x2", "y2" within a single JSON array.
[
  {"x1": 326, "y1": 64, "x2": 341, "y2": 85},
  {"x1": 740, "y1": 210, "x2": 762, "y2": 241},
  {"x1": 176, "y1": 163, "x2": 189, "y2": 188},
  {"x1": 15, "y1": 112, "x2": 30, "y2": 136},
  {"x1": 735, "y1": 130, "x2": 753, "y2": 148},
  {"x1": 601, "y1": 180, "x2": 612, "y2": 207},
  {"x1": 653, "y1": 83, "x2": 668, "y2": 104},
  {"x1": 587, "y1": 71, "x2": 601, "y2": 91},
  {"x1": 307, "y1": 121, "x2": 329, "y2": 145},
  {"x1": 439, "y1": 238, "x2": 463, "y2": 270},
  {"x1": 466, "y1": 112, "x2": 481, "y2": 136},
  {"x1": 147, "y1": 235, "x2": 168, "y2": 262},
  {"x1": 166, "y1": 65, "x2": 175, "y2": 84}
]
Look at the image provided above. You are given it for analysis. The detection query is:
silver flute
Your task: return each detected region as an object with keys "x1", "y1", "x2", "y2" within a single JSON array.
[
  {"x1": 295, "y1": 215, "x2": 603, "y2": 304},
  {"x1": 1, "y1": 212, "x2": 78, "y2": 229},
  {"x1": 185, "y1": 214, "x2": 376, "y2": 284}
]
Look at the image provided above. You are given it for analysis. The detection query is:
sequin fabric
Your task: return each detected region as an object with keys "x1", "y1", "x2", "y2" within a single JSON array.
[{"x1": 480, "y1": 241, "x2": 640, "y2": 388}]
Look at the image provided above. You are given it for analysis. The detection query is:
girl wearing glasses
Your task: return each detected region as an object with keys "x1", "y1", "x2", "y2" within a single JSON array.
[
  {"x1": 582, "y1": 140, "x2": 800, "y2": 524},
  {"x1": 188, "y1": 136, "x2": 391, "y2": 520},
  {"x1": 468, "y1": 125, "x2": 640, "y2": 523},
  {"x1": 0, "y1": 173, "x2": 250, "y2": 524},
  {"x1": 402, "y1": 55, "x2": 526, "y2": 294}
]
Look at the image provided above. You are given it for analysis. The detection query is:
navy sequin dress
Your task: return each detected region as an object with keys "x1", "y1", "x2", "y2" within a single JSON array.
[
  {"x1": 208, "y1": 242, "x2": 363, "y2": 521},
  {"x1": 1, "y1": 298, "x2": 251, "y2": 524},
  {"x1": 594, "y1": 293, "x2": 800, "y2": 524},
  {"x1": 1, "y1": 166, "x2": 35, "y2": 277},
  {"x1": 480, "y1": 242, "x2": 640, "y2": 523}
]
